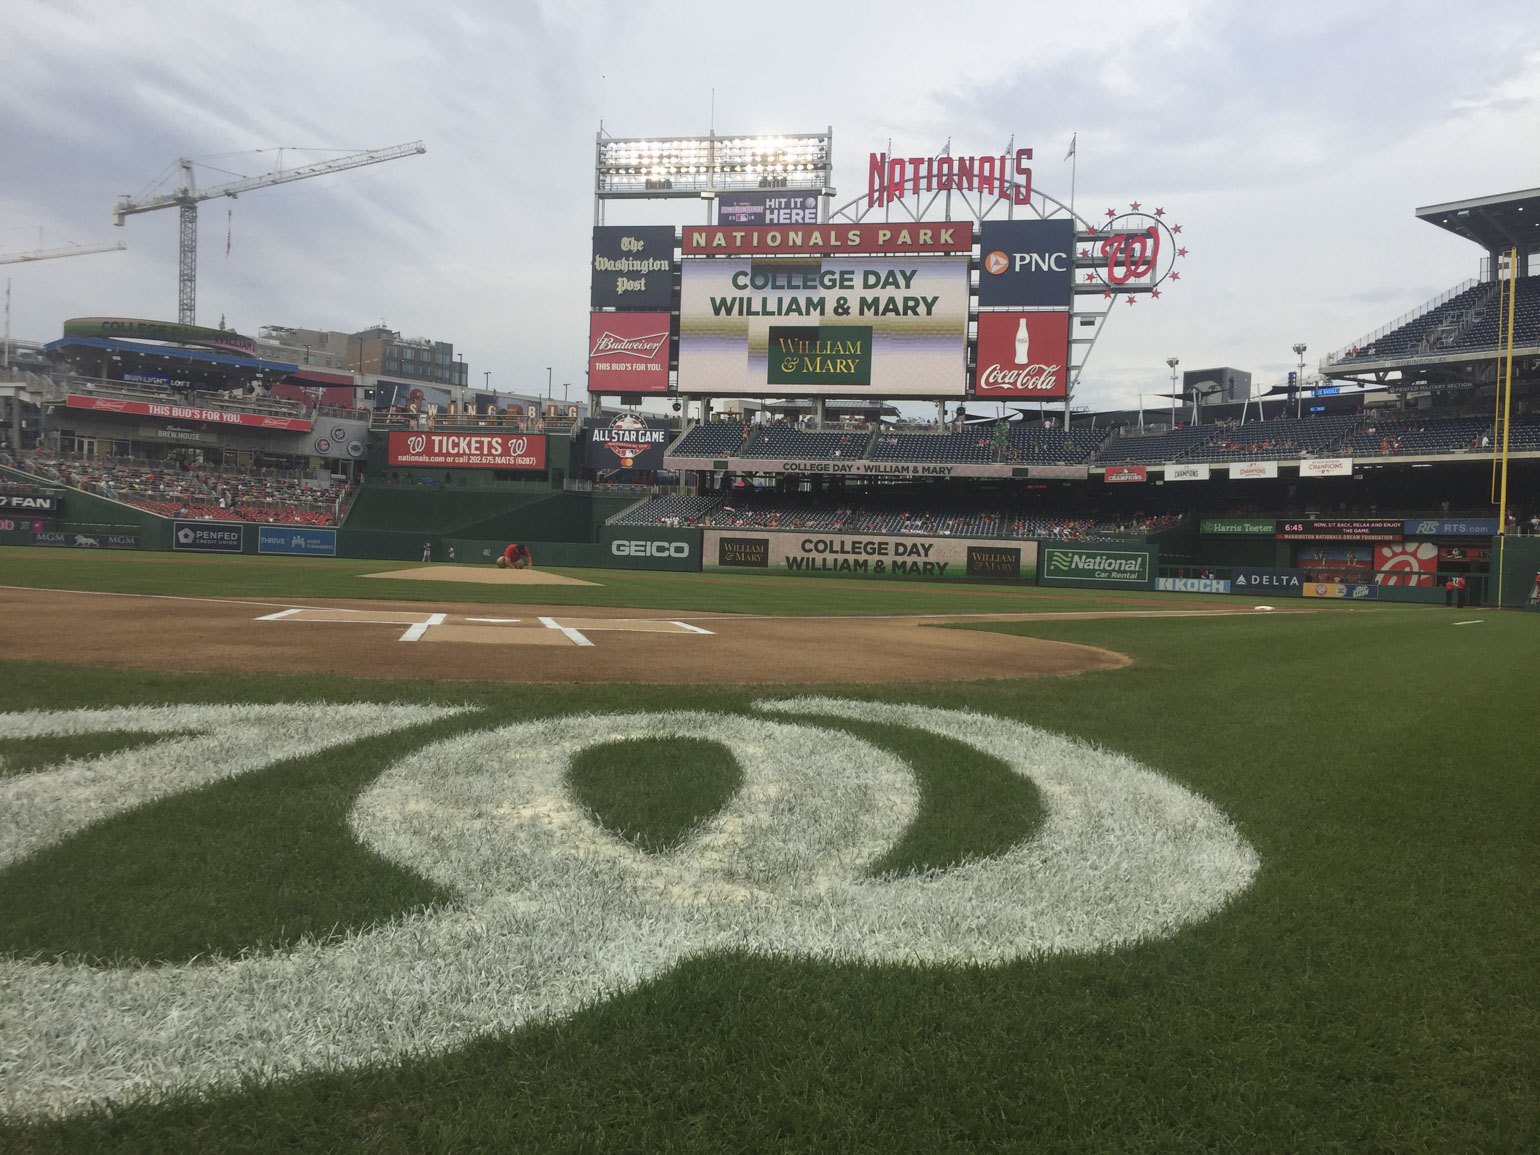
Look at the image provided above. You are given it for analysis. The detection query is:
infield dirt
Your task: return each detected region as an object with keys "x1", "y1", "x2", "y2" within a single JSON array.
[{"x1": 0, "y1": 586, "x2": 1167, "y2": 684}]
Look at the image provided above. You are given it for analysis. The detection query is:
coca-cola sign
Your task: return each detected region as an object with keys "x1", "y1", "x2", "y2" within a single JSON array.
[
  {"x1": 386, "y1": 431, "x2": 547, "y2": 470},
  {"x1": 974, "y1": 312, "x2": 1068, "y2": 397},
  {"x1": 588, "y1": 312, "x2": 672, "y2": 394}
]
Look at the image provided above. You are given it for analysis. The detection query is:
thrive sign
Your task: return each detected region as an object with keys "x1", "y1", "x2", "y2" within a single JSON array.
[{"x1": 1039, "y1": 547, "x2": 1153, "y2": 589}]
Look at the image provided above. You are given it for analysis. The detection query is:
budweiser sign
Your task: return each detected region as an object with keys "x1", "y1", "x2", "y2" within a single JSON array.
[
  {"x1": 974, "y1": 312, "x2": 1068, "y2": 397},
  {"x1": 588, "y1": 312, "x2": 672, "y2": 394},
  {"x1": 65, "y1": 394, "x2": 311, "y2": 431},
  {"x1": 590, "y1": 329, "x2": 667, "y2": 358}
]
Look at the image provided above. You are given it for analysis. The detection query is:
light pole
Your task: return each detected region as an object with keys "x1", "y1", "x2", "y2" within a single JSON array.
[
  {"x1": 1292, "y1": 343, "x2": 1307, "y2": 418},
  {"x1": 1166, "y1": 357, "x2": 1179, "y2": 426},
  {"x1": 483, "y1": 370, "x2": 490, "y2": 391}
]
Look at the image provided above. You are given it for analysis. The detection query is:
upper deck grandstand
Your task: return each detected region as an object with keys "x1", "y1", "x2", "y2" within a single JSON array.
[{"x1": 1321, "y1": 187, "x2": 1540, "y2": 391}]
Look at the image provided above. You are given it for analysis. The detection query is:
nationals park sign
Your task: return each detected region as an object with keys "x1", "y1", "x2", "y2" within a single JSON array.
[{"x1": 387, "y1": 432, "x2": 547, "y2": 470}]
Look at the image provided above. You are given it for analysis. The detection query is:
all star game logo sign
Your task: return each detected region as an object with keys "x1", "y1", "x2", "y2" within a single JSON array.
[{"x1": 585, "y1": 413, "x2": 670, "y2": 470}]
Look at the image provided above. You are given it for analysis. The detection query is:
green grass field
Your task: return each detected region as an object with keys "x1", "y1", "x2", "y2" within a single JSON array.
[{"x1": 1, "y1": 549, "x2": 1535, "y2": 1152}]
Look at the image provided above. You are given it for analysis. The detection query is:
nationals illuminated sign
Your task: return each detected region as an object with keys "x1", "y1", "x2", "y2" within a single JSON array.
[
  {"x1": 588, "y1": 312, "x2": 672, "y2": 394},
  {"x1": 387, "y1": 432, "x2": 546, "y2": 470},
  {"x1": 867, "y1": 148, "x2": 1033, "y2": 208},
  {"x1": 974, "y1": 312, "x2": 1068, "y2": 397}
]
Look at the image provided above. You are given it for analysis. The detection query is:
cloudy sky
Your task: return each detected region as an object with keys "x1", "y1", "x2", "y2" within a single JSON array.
[{"x1": 3, "y1": 0, "x2": 1537, "y2": 412}]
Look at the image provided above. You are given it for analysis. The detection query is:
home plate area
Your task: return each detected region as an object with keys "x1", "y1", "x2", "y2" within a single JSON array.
[{"x1": 256, "y1": 606, "x2": 713, "y2": 646}]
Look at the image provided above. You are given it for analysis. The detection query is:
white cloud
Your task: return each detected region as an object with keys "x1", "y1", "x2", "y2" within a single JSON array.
[{"x1": 1, "y1": 0, "x2": 1536, "y2": 410}]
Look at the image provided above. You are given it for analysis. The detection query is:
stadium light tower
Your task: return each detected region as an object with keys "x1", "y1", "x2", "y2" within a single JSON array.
[
  {"x1": 1292, "y1": 342, "x2": 1307, "y2": 417},
  {"x1": 1166, "y1": 357, "x2": 1179, "y2": 425}
]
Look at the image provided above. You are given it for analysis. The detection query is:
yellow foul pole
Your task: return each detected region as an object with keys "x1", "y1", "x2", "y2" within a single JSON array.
[{"x1": 1495, "y1": 248, "x2": 1517, "y2": 605}]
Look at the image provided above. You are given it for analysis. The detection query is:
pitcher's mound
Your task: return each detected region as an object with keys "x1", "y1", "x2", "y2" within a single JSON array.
[{"x1": 361, "y1": 566, "x2": 601, "y2": 586}]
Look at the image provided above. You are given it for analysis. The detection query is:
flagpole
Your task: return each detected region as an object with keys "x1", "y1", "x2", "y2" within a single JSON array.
[{"x1": 1069, "y1": 134, "x2": 1077, "y2": 220}]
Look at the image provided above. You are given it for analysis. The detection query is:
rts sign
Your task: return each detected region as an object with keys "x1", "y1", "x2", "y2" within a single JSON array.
[{"x1": 978, "y1": 220, "x2": 1074, "y2": 307}]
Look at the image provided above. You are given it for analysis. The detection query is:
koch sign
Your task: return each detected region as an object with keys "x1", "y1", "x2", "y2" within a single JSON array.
[
  {"x1": 387, "y1": 432, "x2": 547, "y2": 470},
  {"x1": 974, "y1": 312, "x2": 1067, "y2": 397},
  {"x1": 591, "y1": 226, "x2": 675, "y2": 309},
  {"x1": 588, "y1": 312, "x2": 672, "y2": 394},
  {"x1": 172, "y1": 520, "x2": 244, "y2": 553},
  {"x1": 258, "y1": 527, "x2": 337, "y2": 557},
  {"x1": 978, "y1": 220, "x2": 1074, "y2": 307}
]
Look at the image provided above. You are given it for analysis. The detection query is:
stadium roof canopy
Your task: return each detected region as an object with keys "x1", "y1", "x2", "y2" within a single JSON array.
[
  {"x1": 1415, "y1": 187, "x2": 1540, "y2": 253},
  {"x1": 44, "y1": 336, "x2": 299, "y2": 376}
]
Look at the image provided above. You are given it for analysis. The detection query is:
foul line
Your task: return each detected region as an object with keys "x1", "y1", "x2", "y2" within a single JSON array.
[
  {"x1": 1453, "y1": 619, "x2": 1484, "y2": 626},
  {"x1": 256, "y1": 608, "x2": 302, "y2": 621},
  {"x1": 400, "y1": 613, "x2": 446, "y2": 642},
  {"x1": 539, "y1": 616, "x2": 593, "y2": 647},
  {"x1": 669, "y1": 620, "x2": 715, "y2": 634}
]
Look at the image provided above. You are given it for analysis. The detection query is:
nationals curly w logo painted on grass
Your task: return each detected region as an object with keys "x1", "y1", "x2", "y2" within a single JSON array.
[{"x1": 0, "y1": 701, "x2": 1257, "y2": 1117}]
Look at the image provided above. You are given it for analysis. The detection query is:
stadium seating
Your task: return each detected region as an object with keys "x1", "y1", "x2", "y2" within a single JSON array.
[
  {"x1": 1002, "y1": 426, "x2": 1111, "y2": 464},
  {"x1": 22, "y1": 452, "x2": 343, "y2": 525},
  {"x1": 1181, "y1": 415, "x2": 1358, "y2": 462},
  {"x1": 613, "y1": 492, "x2": 1161, "y2": 541},
  {"x1": 668, "y1": 423, "x2": 749, "y2": 458},
  {"x1": 609, "y1": 494, "x2": 727, "y2": 526},
  {"x1": 736, "y1": 426, "x2": 872, "y2": 460},
  {"x1": 868, "y1": 432, "x2": 993, "y2": 463},
  {"x1": 1095, "y1": 424, "x2": 1221, "y2": 464}
]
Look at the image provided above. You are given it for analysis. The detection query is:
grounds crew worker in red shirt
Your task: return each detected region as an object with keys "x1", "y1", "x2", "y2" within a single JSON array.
[{"x1": 497, "y1": 543, "x2": 532, "y2": 570}]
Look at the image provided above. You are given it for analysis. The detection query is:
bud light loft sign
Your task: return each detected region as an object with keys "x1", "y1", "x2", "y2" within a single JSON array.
[
  {"x1": 974, "y1": 312, "x2": 1068, "y2": 397},
  {"x1": 978, "y1": 220, "x2": 1074, "y2": 307},
  {"x1": 591, "y1": 226, "x2": 675, "y2": 309}
]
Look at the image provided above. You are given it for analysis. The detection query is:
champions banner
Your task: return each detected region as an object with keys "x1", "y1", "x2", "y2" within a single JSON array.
[
  {"x1": 677, "y1": 255, "x2": 969, "y2": 396},
  {"x1": 703, "y1": 530, "x2": 1036, "y2": 581},
  {"x1": 386, "y1": 431, "x2": 546, "y2": 470}
]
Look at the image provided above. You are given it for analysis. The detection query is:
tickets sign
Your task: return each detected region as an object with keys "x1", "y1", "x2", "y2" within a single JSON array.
[{"x1": 386, "y1": 432, "x2": 546, "y2": 470}]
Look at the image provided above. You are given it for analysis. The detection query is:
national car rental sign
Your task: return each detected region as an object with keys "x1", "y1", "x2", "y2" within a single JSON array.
[{"x1": 386, "y1": 431, "x2": 546, "y2": 470}]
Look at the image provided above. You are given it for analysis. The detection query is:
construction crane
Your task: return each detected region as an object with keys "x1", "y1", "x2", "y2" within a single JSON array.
[
  {"x1": 112, "y1": 141, "x2": 427, "y2": 325},
  {"x1": 0, "y1": 240, "x2": 126, "y2": 265}
]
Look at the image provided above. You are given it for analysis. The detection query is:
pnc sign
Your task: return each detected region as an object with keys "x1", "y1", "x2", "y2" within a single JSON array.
[{"x1": 978, "y1": 220, "x2": 1074, "y2": 307}]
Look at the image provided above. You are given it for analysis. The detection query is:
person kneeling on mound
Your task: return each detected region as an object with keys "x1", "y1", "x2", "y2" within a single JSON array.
[{"x1": 497, "y1": 542, "x2": 532, "y2": 570}]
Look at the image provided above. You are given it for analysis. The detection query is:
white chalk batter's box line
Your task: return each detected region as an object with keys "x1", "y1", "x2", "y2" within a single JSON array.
[{"x1": 255, "y1": 607, "x2": 713, "y2": 646}]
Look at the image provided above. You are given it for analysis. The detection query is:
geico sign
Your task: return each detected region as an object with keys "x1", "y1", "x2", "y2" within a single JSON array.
[{"x1": 611, "y1": 539, "x2": 690, "y2": 557}]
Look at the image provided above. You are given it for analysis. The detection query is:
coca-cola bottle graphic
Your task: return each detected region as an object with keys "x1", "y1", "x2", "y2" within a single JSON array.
[{"x1": 1014, "y1": 317, "x2": 1030, "y2": 365}]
